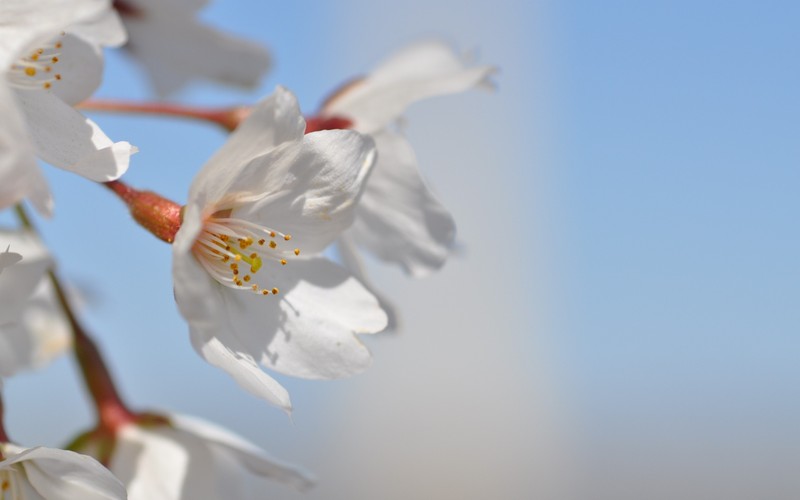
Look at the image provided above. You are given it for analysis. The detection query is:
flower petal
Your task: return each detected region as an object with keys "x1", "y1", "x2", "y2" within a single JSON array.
[
  {"x1": 68, "y1": 8, "x2": 127, "y2": 48},
  {"x1": 232, "y1": 129, "x2": 376, "y2": 254},
  {"x1": 122, "y1": 9, "x2": 270, "y2": 96},
  {"x1": 0, "y1": 230, "x2": 51, "y2": 328},
  {"x1": 323, "y1": 40, "x2": 496, "y2": 133},
  {"x1": 348, "y1": 130, "x2": 456, "y2": 276},
  {"x1": 0, "y1": 0, "x2": 110, "y2": 69},
  {"x1": 48, "y1": 34, "x2": 105, "y2": 106},
  {"x1": 336, "y1": 234, "x2": 401, "y2": 331},
  {"x1": 188, "y1": 87, "x2": 305, "y2": 210},
  {"x1": 172, "y1": 234, "x2": 292, "y2": 411},
  {"x1": 169, "y1": 414, "x2": 315, "y2": 491},
  {"x1": 0, "y1": 84, "x2": 51, "y2": 215},
  {"x1": 220, "y1": 257, "x2": 387, "y2": 380},
  {"x1": 15, "y1": 89, "x2": 136, "y2": 181},
  {"x1": 3, "y1": 446, "x2": 126, "y2": 500}
]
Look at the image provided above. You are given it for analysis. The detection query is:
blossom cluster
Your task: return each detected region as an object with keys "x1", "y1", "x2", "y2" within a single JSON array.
[{"x1": 0, "y1": 0, "x2": 494, "y2": 498}]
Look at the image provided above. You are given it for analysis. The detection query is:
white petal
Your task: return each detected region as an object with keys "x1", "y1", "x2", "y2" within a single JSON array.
[
  {"x1": 49, "y1": 34, "x2": 105, "y2": 106},
  {"x1": 0, "y1": 0, "x2": 110, "y2": 69},
  {"x1": 233, "y1": 129, "x2": 377, "y2": 254},
  {"x1": 0, "y1": 230, "x2": 51, "y2": 328},
  {"x1": 0, "y1": 279, "x2": 71, "y2": 376},
  {"x1": 68, "y1": 9, "x2": 127, "y2": 48},
  {"x1": 170, "y1": 414, "x2": 314, "y2": 491},
  {"x1": 16, "y1": 89, "x2": 135, "y2": 181},
  {"x1": 3, "y1": 446, "x2": 126, "y2": 500},
  {"x1": 0, "y1": 84, "x2": 51, "y2": 215},
  {"x1": 323, "y1": 40, "x2": 496, "y2": 133},
  {"x1": 221, "y1": 257, "x2": 387, "y2": 380},
  {"x1": 349, "y1": 130, "x2": 456, "y2": 276},
  {"x1": 113, "y1": 425, "x2": 192, "y2": 500},
  {"x1": 188, "y1": 87, "x2": 305, "y2": 210},
  {"x1": 336, "y1": 234, "x2": 401, "y2": 331},
  {"x1": 122, "y1": 11, "x2": 270, "y2": 96},
  {"x1": 172, "y1": 235, "x2": 293, "y2": 411}
]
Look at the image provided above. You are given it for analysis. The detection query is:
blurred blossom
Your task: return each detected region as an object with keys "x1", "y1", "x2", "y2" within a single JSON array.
[
  {"x1": 173, "y1": 87, "x2": 386, "y2": 412},
  {"x1": 0, "y1": 230, "x2": 51, "y2": 335},
  {"x1": 0, "y1": 443, "x2": 126, "y2": 500},
  {"x1": 0, "y1": 247, "x2": 22, "y2": 275},
  {"x1": 76, "y1": 413, "x2": 312, "y2": 500},
  {"x1": 113, "y1": 0, "x2": 271, "y2": 96},
  {"x1": 0, "y1": 280, "x2": 72, "y2": 378},
  {"x1": 310, "y1": 41, "x2": 495, "y2": 327},
  {"x1": 0, "y1": 0, "x2": 136, "y2": 215}
]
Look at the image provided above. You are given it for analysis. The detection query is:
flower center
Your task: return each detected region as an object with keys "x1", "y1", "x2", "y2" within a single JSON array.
[
  {"x1": 192, "y1": 216, "x2": 301, "y2": 296},
  {"x1": 7, "y1": 34, "x2": 65, "y2": 91}
]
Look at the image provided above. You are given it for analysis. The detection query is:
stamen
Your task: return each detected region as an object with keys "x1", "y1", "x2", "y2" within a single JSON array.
[
  {"x1": 7, "y1": 34, "x2": 65, "y2": 91},
  {"x1": 192, "y1": 214, "x2": 301, "y2": 297}
]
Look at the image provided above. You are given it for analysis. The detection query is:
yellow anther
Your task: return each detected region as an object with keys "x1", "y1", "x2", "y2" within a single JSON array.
[
  {"x1": 272, "y1": 287, "x2": 279, "y2": 295},
  {"x1": 258, "y1": 238, "x2": 266, "y2": 245},
  {"x1": 222, "y1": 255, "x2": 230, "y2": 262},
  {"x1": 269, "y1": 231, "x2": 276, "y2": 237},
  {"x1": 52, "y1": 56, "x2": 59, "y2": 63},
  {"x1": 243, "y1": 275, "x2": 251, "y2": 282},
  {"x1": 235, "y1": 279, "x2": 243, "y2": 286},
  {"x1": 55, "y1": 74, "x2": 61, "y2": 80},
  {"x1": 55, "y1": 42, "x2": 62, "y2": 49},
  {"x1": 284, "y1": 234, "x2": 292, "y2": 241},
  {"x1": 262, "y1": 289, "x2": 269, "y2": 295},
  {"x1": 220, "y1": 235, "x2": 229, "y2": 241},
  {"x1": 234, "y1": 254, "x2": 242, "y2": 261},
  {"x1": 43, "y1": 82, "x2": 51, "y2": 89},
  {"x1": 251, "y1": 284, "x2": 258, "y2": 291},
  {"x1": 230, "y1": 263, "x2": 238, "y2": 270},
  {"x1": 294, "y1": 248, "x2": 300, "y2": 256},
  {"x1": 280, "y1": 259, "x2": 287, "y2": 266},
  {"x1": 25, "y1": 67, "x2": 36, "y2": 77},
  {"x1": 249, "y1": 253, "x2": 257, "y2": 259},
  {"x1": 232, "y1": 268, "x2": 239, "y2": 275},
  {"x1": 269, "y1": 241, "x2": 277, "y2": 249},
  {"x1": 31, "y1": 53, "x2": 39, "y2": 61}
]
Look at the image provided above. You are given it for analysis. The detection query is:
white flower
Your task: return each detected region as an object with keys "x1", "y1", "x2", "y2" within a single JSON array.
[
  {"x1": 0, "y1": 0, "x2": 135, "y2": 215},
  {"x1": 113, "y1": 0, "x2": 271, "y2": 96},
  {"x1": 0, "y1": 247, "x2": 22, "y2": 276},
  {"x1": 0, "y1": 279, "x2": 72, "y2": 378},
  {"x1": 0, "y1": 443, "x2": 126, "y2": 500},
  {"x1": 318, "y1": 40, "x2": 495, "y2": 277},
  {"x1": 173, "y1": 87, "x2": 387, "y2": 412},
  {"x1": 0, "y1": 230, "x2": 51, "y2": 332},
  {"x1": 100, "y1": 414, "x2": 312, "y2": 500}
]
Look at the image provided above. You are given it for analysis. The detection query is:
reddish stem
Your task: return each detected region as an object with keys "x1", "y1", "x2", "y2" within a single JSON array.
[
  {"x1": 79, "y1": 99, "x2": 248, "y2": 132},
  {"x1": 14, "y1": 205, "x2": 135, "y2": 432},
  {"x1": 104, "y1": 181, "x2": 183, "y2": 244}
]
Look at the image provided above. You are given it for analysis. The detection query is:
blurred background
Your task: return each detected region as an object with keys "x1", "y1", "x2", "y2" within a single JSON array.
[{"x1": 5, "y1": 1, "x2": 800, "y2": 499}]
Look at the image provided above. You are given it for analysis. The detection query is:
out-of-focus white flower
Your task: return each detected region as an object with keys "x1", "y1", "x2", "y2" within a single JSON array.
[
  {"x1": 173, "y1": 87, "x2": 386, "y2": 412},
  {"x1": 113, "y1": 0, "x2": 270, "y2": 96},
  {"x1": 0, "y1": 230, "x2": 51, "y2": 333},
  {"x1": 0, "y1": 247, "x2": 22, "y2": 275},
  {"x1": 0, "y1": 443, "x2": 127, "y2": 500},
  {"x1": 0, "y1": 279, "x2": 72, "y2": 378},
  {"x1": 81, "y1": 413, "x2": 312, "y2": 500},
  {"x1": 317, "y1": 41, "x2": 495, "y2": 278},
  {"x1": 0, "y1": 0, "x2": 135, "y2": 215}
]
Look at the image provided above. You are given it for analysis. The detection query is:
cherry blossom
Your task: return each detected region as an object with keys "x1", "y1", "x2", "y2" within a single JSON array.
[
  {"x1": 0, "y1": 443, "x2": 126, "y2": 500},
  {"x1": 73, "y1": 413, "x2": 312, "y2": 500},
  {"x1": 173, "y1": 87, "x2": 387, "y2": 412},
  {"x1": 314, "y1": 40, "x2": 495, "y2": 277},
  {"x1": 0, "y1": 0, "x2": 135, "y2": 215},
  {"x1": 113, "y1": 0, "x2": 271, "y2": 96}
]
